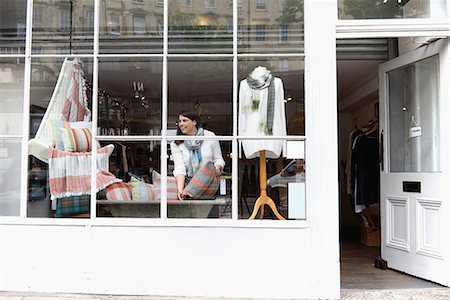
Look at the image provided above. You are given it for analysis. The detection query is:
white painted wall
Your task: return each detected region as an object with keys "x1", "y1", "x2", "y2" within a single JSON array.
[{"x1": 0, "y1": 224, "x2": 317, "y2": 299}]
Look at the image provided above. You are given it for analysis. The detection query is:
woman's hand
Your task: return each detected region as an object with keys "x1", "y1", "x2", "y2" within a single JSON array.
[{"x1": 215, "y1": 165, "x2": 222, "y2": 175}]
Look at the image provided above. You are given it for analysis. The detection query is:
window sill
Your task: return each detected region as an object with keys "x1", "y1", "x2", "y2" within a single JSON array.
[{"x1": 0, "y1": 216, "x2": 310, "y2": 229}]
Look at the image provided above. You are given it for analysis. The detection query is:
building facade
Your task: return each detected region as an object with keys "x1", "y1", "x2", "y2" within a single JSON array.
[{"x1": 0, "y1": 0, "x2": 449, "y2": 299}]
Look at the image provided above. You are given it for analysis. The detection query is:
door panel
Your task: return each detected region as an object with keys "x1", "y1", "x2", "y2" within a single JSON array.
[{"x1": 379, "y1": 38, "x2": 449, "y2": 286}]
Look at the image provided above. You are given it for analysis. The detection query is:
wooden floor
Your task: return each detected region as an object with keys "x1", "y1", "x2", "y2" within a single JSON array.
[{"x1": 340, "y1": 238, "x2": 443, "y2": 290}]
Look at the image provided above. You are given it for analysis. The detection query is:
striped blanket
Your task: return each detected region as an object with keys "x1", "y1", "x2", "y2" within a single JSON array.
[{"x1": 48, "y1": 144, "x2": 121, "y2": 200}]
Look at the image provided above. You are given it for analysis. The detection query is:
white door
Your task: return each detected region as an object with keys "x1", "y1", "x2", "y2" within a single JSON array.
[{"x1": 379, "y1": 38, "x2": 450, "y2": 286}]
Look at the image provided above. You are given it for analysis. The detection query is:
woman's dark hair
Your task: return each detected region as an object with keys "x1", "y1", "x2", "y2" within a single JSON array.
[{"x1": 174, "y1": 110, "x2": 201, "y2": 145}]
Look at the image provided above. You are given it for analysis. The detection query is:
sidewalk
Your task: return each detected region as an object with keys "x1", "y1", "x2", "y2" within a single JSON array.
[{"x1": 2, "y1": 290, "x2": 450, "y2": 300}]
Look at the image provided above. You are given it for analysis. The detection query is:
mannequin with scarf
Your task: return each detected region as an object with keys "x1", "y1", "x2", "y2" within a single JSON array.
[
  {"x1": 171, "y1": 111, "x2": 225, "y2": 200},
  {"x1": 239, "y1": 66, "x2": 287, "y2": 220},
  {"x1": 239, "y1": 66, "x2": 287, "y2": 159}
]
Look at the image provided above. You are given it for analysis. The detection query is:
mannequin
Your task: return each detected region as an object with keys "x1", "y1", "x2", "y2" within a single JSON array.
[{"x1": 239, "y1": 66, "x2": 287, "y2": 220}]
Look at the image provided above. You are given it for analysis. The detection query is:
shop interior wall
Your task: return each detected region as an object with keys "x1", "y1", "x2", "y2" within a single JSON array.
[{"x1": 0, "y1": 224, "x2": 321, "y2": 299}]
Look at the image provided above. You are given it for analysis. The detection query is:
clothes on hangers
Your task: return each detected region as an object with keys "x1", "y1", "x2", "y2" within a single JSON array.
[{"x1": 350, "y1": 129, "x2": 380, "y2": 213}]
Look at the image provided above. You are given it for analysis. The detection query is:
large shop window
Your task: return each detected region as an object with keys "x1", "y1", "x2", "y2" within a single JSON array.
[
  {"x1": 4, "y1": 0, "x2": 305, "y2": 221},
  {"x1": 338, "y1": 0, "x2": 448, "y2": 19}
]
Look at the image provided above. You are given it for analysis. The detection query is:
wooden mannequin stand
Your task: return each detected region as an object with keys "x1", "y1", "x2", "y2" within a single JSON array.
[{"x1": 248, "y1": 150, "x2": 286, "y2": 220}]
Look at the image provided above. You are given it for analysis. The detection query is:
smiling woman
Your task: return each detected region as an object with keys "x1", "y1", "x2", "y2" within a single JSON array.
[{"x1": 171, "y1": 110, "x2": 225, "y2": 203}]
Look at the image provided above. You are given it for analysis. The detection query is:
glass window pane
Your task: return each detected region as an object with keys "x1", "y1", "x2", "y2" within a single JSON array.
[
  {"x1": 0, "y1": 138, "x2": 21, "y2": 216},
  {"x1": 100, "y1": 1, "x2": 163, "y2": 54},
  {"x1": 0, "y1": 0, "x2": 26, "y2": 54},
  {"x1": 339, "y1": 0, "x2": 448, "y2": 20},
  {"x1": 168, "y1": 0, "x2": 233, "y2": 54},
  {"x1": 238, "y1": 0, "x2": 304, "y2": 54},
  {"x1": 96, "y1": 141, "x2": 161, "y2": 218},
  {"x1": 388, "y1": 55, "x2": 440, "y2": 172},
  {"x1": 168, "y1": 139, "x2": 231, "y2": 219},
  {"x1": 0, "y1": 58, "x2": 24, "y2": 135},
  {"x1": 32, "y1": 1, "x2": 94, "y2": 54},
  {"x1": 98, "y1": 58, "x2": 162, "y2": 136},
  {"x1": 168, "y1": 58, "x2": 233, "y2": 135},
  {"x1": 238, "y1": 139, "x2": 305, "y2": 219},
  {"x1": 28, "y1": 58, "x2": 94, "y2": 218},
  {"x1": 238, "y1": 58, "x2": 305, "y2": 136}
]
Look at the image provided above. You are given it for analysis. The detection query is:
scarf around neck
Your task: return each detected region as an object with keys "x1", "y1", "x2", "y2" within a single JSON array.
[
  {"x1": 184, "y1": 127, "x2": 205, "y2": 177},
  {"x1": 246, "y1": 66, "x2": 275, "y2": 135}
]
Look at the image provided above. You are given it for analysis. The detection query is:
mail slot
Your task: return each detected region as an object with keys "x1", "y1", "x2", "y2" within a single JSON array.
[{"x1": 403, "y1": 181, "x2": 421, "y2": 193}]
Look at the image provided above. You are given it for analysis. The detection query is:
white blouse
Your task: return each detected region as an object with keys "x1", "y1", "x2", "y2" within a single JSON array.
[
  {"x1": 170, "y1": 129, "x2": 225, "y2": 177},
  {"x1": 238, "y1": 77, "x2": 287, "y2": 159}
]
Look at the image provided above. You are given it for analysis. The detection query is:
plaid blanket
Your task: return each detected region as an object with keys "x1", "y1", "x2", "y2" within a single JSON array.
[
  {"x1": 183, "y1": 161, "x2": 219, "y2": 200},
  {"x1": 55, "y1": 195, "x2": 90, "y2": 217},
  {"x1": 48, "y1": 144, "x2": 120, "y2": 200}
]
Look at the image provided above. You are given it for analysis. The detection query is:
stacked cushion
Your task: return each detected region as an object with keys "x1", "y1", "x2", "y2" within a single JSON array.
[
  {"x1": 60, "y1": 127, "x2": 92, "y2": 152},
  {"x1": 130, "y1": 176, "x2": 155, "y2": 201},
  {"x1": 105, "y1": 182, "x2": 132, "y2": 201},
  {"x1": 152, "y1": 171, "x2": 178, "y2": 201}
]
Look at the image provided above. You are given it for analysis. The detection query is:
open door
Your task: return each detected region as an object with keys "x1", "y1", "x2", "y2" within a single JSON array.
[{"x1": 379, "y1": 38, "x2": 449, "y2": 286}]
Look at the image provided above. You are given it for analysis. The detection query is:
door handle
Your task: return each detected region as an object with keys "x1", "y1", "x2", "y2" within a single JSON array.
[{"x1": 380, "y1": 129, "x2": 384, "y2": 172}]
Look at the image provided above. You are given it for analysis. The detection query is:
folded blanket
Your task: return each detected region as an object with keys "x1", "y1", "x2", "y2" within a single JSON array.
[{"x1": 48, "y1": 144, "x2": 121, "y2": 200}]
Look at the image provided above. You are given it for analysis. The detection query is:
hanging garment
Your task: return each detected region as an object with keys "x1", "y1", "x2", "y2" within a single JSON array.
[
  {"x1": 238, "y1": 74, "x2": 287, "y2": 159},
  {"x1": 350, "y1": 133, "x2": 380, "y2": 213}
]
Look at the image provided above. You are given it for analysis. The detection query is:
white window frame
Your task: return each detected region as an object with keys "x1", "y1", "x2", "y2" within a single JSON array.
[
  {"x1": 179, "y1": 0, "x2": 192, "y2": 7},
  {"x1": 109, "y1": 13, "x2": 121, "y2": 35},
  {"x1": 204, "y1": 0, "x2": 217, "y2": 8},
  {"x1": 10, "y1": 0, "x2": 448, "y2": 230},
  {"x1": 256, "y1": 0, "x2": 266, "y2": 10},
  {"x1": 133, "y1": 15, "x2": 146, "y2": 36},
  {"x1": 60, "y1": 6, "x2": 71, "y2": 32},
  {"x1": 33, "y1": 6, "x2": 43, "y2": 28},
  {"x1": 255, "y1": 24, "x2": 266, "y2": 41},
  {"x1": 279, "y1": 24, "x2": 289, "y2": 43}
]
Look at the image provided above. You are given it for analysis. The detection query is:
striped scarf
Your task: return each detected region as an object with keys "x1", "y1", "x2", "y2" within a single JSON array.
[
  {"x1": 246, "y1": 67, "x2": 275, "y2": 135},
  {"x1": 184, "y1": 127, "x2": 205, "y2": 177}
]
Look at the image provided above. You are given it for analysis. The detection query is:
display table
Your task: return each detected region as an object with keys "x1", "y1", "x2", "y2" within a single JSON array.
[{"x1": 97, "y1": 197, "x2": 230, "y2": 218}]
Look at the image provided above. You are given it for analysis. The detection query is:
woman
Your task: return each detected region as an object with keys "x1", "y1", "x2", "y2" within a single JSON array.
[{"x1": 170, "y1": 110, "x2": 225, "y2": 200}]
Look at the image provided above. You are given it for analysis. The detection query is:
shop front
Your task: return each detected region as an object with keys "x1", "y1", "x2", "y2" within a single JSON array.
[{"x1": 0, "y1": 0, "x2": 448, "y2": 299}]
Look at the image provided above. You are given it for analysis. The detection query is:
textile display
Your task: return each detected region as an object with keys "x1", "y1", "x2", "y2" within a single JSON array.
[
  {"x1": 152, "y1": 171, "x2": 179, "y2": 201},
  {"x1": 55, "y1": 195, "x2": 90, "y2": 217},
  {"x1": 106, "y1": 182, "x2": 132, "y2": 201},
  {"x1": 130, "y1": 176, "x2": 155, "y2": 201},
  {"x1": 60, "y1": 127, "x2": 93, "y2": 152},
  {"x1": 182, "y1": 161, "x2": 219, "y2": 200},
  {"x1": 238, "y1": 66, "x2": 287, "y2": 159},
  {"x1": 61, "y1": 58, "x2": 91, "y2": 122},
  {"x1": 48, "y1": 144, "x2": 121, "y2": 200}
]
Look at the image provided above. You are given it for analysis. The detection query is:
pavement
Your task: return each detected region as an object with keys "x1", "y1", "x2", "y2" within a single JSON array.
[{"x1": 2, "y1": 289, "x2": 450, "y2": 300}]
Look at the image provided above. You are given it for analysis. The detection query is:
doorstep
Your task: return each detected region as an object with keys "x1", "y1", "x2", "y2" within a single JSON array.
[{"x1": 341, "y1": 288, "x2": 450, "y2": 299}]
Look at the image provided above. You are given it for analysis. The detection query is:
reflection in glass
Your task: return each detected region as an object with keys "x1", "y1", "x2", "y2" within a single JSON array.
[
  {"x1": 168, "y1": 58, "x2": 233, "y2": 135},
  {"x1": 99, "y1": 0, "x2": 163, "y2": 54},
  {"x1": 32, "y1": 0, "x2": 94, "y2": 54},
  {"x1": 0, "y1": 0, "x2": 26, "y2": 54},
  {"x1": 238, "y1": 0, "x2": 304, "y2": 53},
  {"x1": 168, "y1": 0, "x2": 233, "y2": 54},
  {"x1": 168, "y1": 140, "x2": 232, "y2": 219},
  {"x1": 239, "y1": 58, "x2": 305, "y2": 136},
  {"x1": 0, "y1": 58, "x2": 24, "y2": 135},
  {"x1": 0, "y1": 139, "x2": 21, "y2": 216},
  {"x1": 339, "y1": 0, "x2": 448, "y2": 20},
  {"x1": 238, "y1": 139, "x2": 305, "y2": 220},
  {"x1": 98, "y1": 58, "x2": 162, "y2": 136},
  {"x1": 96, "y1": 141, "x2": 161, "y2": 218},
  {"x1": 388, "y1": 55, "x2": 440, "y2": 172}
]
